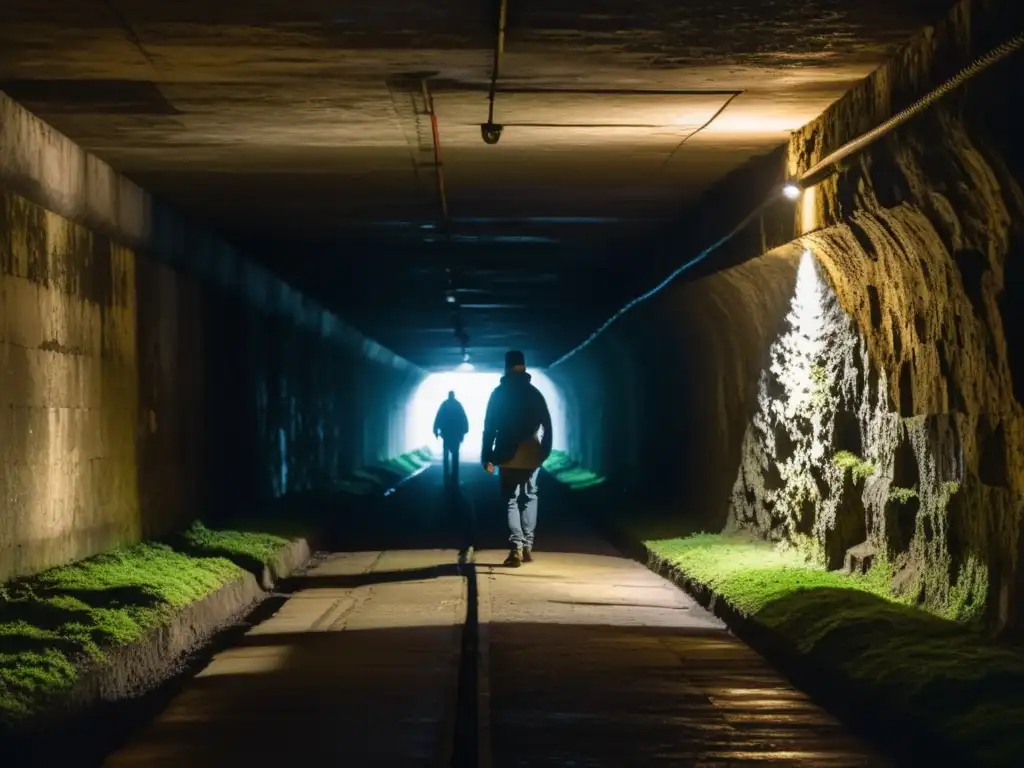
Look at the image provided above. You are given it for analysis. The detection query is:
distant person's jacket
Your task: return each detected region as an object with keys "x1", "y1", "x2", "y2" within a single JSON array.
[
  {"x1": 482, "y1": 372, "x2": 553, "y2": 470},
  {"x1": 434, "y1": 399, "x2": 469, "y2": 442}
]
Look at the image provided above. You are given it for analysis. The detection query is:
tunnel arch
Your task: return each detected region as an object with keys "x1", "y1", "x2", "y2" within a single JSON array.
[
  {"x1": 548, "y1": 247, "x2": 800, "y2": 531},
  {"x1": 406, "y1": 369, "x2": 567, "y2": 462}
]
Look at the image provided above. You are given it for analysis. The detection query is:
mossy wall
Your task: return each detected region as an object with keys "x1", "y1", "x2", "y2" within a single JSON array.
[
  {"x1": 768, "y1": 0, "x2": 1024, "y2": 629},
  {"x1": 553, "y1": 0, "x2": 1024, "y2": 631}
]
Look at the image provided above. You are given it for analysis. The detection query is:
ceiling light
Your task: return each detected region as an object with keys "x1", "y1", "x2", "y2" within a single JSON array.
[
  {"x1": 782, "y1": 183, "x2": 802, "y2": 201},
  {"x1": 446, "y1": 294, "x2": 457, "y2": 304},
  {"x1": 456, "y1": 362, "x2": 475, "y2": 371}
]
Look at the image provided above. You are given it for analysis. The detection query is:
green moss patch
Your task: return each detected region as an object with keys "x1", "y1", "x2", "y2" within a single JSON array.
[
  {"x1": 643, "y1": 532, "x2": 1024, "y2": 766},
  {"x1": 338, "y1": 448, "x2": 431, "y2": 496},
  {"x1": 0, "y1": 543, "x2": 246, "y2": 726},
  {"x1": 180, "y1": 521, "x2": 291, "y2": 566},
  {"x1": 379, "y1": 450, "x2": 428, "y2": 477},
  {"x1": 0, "y1": 518, "x2": 305, "y2": 728},
  {"x1": 542, "y1": 450, "x2": 607, "y2": 490},
  {"x1": 832, "y1": 450, "x2": 876, "y2": 482}
]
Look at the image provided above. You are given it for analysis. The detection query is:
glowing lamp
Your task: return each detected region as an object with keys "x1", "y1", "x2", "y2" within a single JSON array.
[{"x1": 782, "y1": 183, "x2": 802, "y2": 201}]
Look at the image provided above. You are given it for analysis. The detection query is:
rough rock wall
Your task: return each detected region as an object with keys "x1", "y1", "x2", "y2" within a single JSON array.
[
  {"x1": 729, "y1": 0, "x2": 1024, "y2": 629},
  {"x1": 553, "y1": 0, "x2": 1023, "y2": 629},
  {"x1": 1, "y1": 94, "x2": 422, "y2": 582}
]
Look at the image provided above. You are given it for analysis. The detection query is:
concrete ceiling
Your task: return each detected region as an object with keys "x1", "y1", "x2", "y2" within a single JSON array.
[{"x1": 0, "y1": 0, "x2": 954, "y2": 369}]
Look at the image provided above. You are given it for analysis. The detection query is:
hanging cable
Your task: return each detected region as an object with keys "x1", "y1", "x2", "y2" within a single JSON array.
[
  {"x1": 548, "y1": 30, "x2": 1024, "y2": 370},
  {"x1": 661, "y1": 91, "x2": 742, "y2": 169},
  {"x1": 547, "y1": 197, "x2": 774, "y2": 369}
]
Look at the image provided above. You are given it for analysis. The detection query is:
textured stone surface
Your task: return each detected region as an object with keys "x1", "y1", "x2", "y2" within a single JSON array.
[
  {"x1": 775, "y1": 0, "x2": 1024, "y2": 628},
  {"x1": 553, "y1": 0, "x2": 1024, "y2": 630}
]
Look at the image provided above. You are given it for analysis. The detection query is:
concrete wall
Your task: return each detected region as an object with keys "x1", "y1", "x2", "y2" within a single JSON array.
[
  {"x1": 551, "y1": 0, "x2": 1024, "y2": 630},
  {"x1": 1, "y1": 93, "x2": 422, "y2": 582}
]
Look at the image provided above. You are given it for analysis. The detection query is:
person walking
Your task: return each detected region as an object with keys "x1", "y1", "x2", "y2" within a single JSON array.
[
  {"x1": 481, "y1": 350, "x2": 553, "y2": 567},
  {"x1": 434, "y1": 390, "x2": 469, "y2": 487}
]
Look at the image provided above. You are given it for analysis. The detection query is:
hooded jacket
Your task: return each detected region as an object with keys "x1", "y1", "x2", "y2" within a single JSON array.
[{"x1": 481, "y1": 371, "x2": 553, "y2": 469}]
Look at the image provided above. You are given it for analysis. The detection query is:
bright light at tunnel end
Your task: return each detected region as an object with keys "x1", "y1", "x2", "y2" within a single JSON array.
[{"x1": 406, "y1": 370, "x2": 566, "y2": 462}]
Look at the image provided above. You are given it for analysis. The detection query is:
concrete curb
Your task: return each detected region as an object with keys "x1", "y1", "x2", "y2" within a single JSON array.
[
  {"x1": 260, "y1": 537, "x2": 313, "y2": 590},
  {"x1": 382, "y1": 461, "x2": 431, "y2": 497},
  {"x1": 596, "y1": 515, "x2": 971, "y2": 768}
]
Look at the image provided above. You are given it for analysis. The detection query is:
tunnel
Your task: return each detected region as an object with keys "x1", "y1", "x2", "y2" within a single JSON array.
[{"x1": 3, "y1": 0, "x2": 1024, "y2": 765}]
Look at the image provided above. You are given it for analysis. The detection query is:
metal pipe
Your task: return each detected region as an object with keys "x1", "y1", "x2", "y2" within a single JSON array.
[
  {"x1": 798, "y1": 32, "x2": 1024, "y2": 188},
  {"x1": 487, "y1": 0, "x2": 508, "y2": 125},
  {"x1": 423, "y1": 80, "x2": 450, "y2": 228},
  {"x1": 424, "y1": 81, "x2": 468, "y2": 358}
]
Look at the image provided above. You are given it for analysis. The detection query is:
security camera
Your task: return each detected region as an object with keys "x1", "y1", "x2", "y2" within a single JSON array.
[{"x1": 480, "y1": 122, "x2": 504, "y2": 145}]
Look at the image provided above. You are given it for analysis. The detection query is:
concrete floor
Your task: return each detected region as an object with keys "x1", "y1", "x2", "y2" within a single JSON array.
[{"x1": 104, "y1": 464, "x2": 883, "y2": 766}]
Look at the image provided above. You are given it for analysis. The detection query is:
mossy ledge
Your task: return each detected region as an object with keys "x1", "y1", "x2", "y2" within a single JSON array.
[
  {"x1": 628, "y1": 530, "x2": 1024, "y2": 767},
  {"x1": 0, "y1": 526, "x2": 305, "y2": 741},
  {"x1": 0, "y1": 447, "x2": 432, "y2": 747}
]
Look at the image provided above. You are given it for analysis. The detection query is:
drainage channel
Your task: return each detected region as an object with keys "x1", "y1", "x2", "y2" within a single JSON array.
[{"x1": 451, "y1": 547, "x2": 481, "y2": 768}]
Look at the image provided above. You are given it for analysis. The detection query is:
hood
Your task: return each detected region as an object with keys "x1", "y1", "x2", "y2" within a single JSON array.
[{"x1": 500, "y1": 371, "x2": 532, "y2": 385}]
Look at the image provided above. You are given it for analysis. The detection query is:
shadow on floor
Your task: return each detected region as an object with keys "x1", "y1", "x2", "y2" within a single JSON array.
[{"x1": 282, "y1": 562, "x2": 464, "y2": 590}]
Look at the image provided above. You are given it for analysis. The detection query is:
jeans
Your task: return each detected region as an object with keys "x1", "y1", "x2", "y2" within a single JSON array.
[
  {"x1": 500, "y1": 467, "x2": 539, "y2": 550},
  {"x1": 442, "y1": 440, "x2": 460, "y2": 486}
]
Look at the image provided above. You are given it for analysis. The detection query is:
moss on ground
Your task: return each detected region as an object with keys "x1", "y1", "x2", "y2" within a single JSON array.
[
  {"x1": 379, "y1": 449, "x2": 429, "y2": 477},
  {"x1": 542, "y1": 450, "x2": 606, "y2": 490},
  {"x1": 643, "y1": 532, "x2": 1024, "y2": 766},
  {"x1": 180, "y1": 521, "x2": 290, "y2": 565},
  {"x1": 341, "y1": 448, "x2": 430, "y2": 495},
  {"x1": 0, "y1": 543, "x2": 246, "y2": 726},
  {"x1": 0, "y1": 520, "x2": 305, "y2": 728}
]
